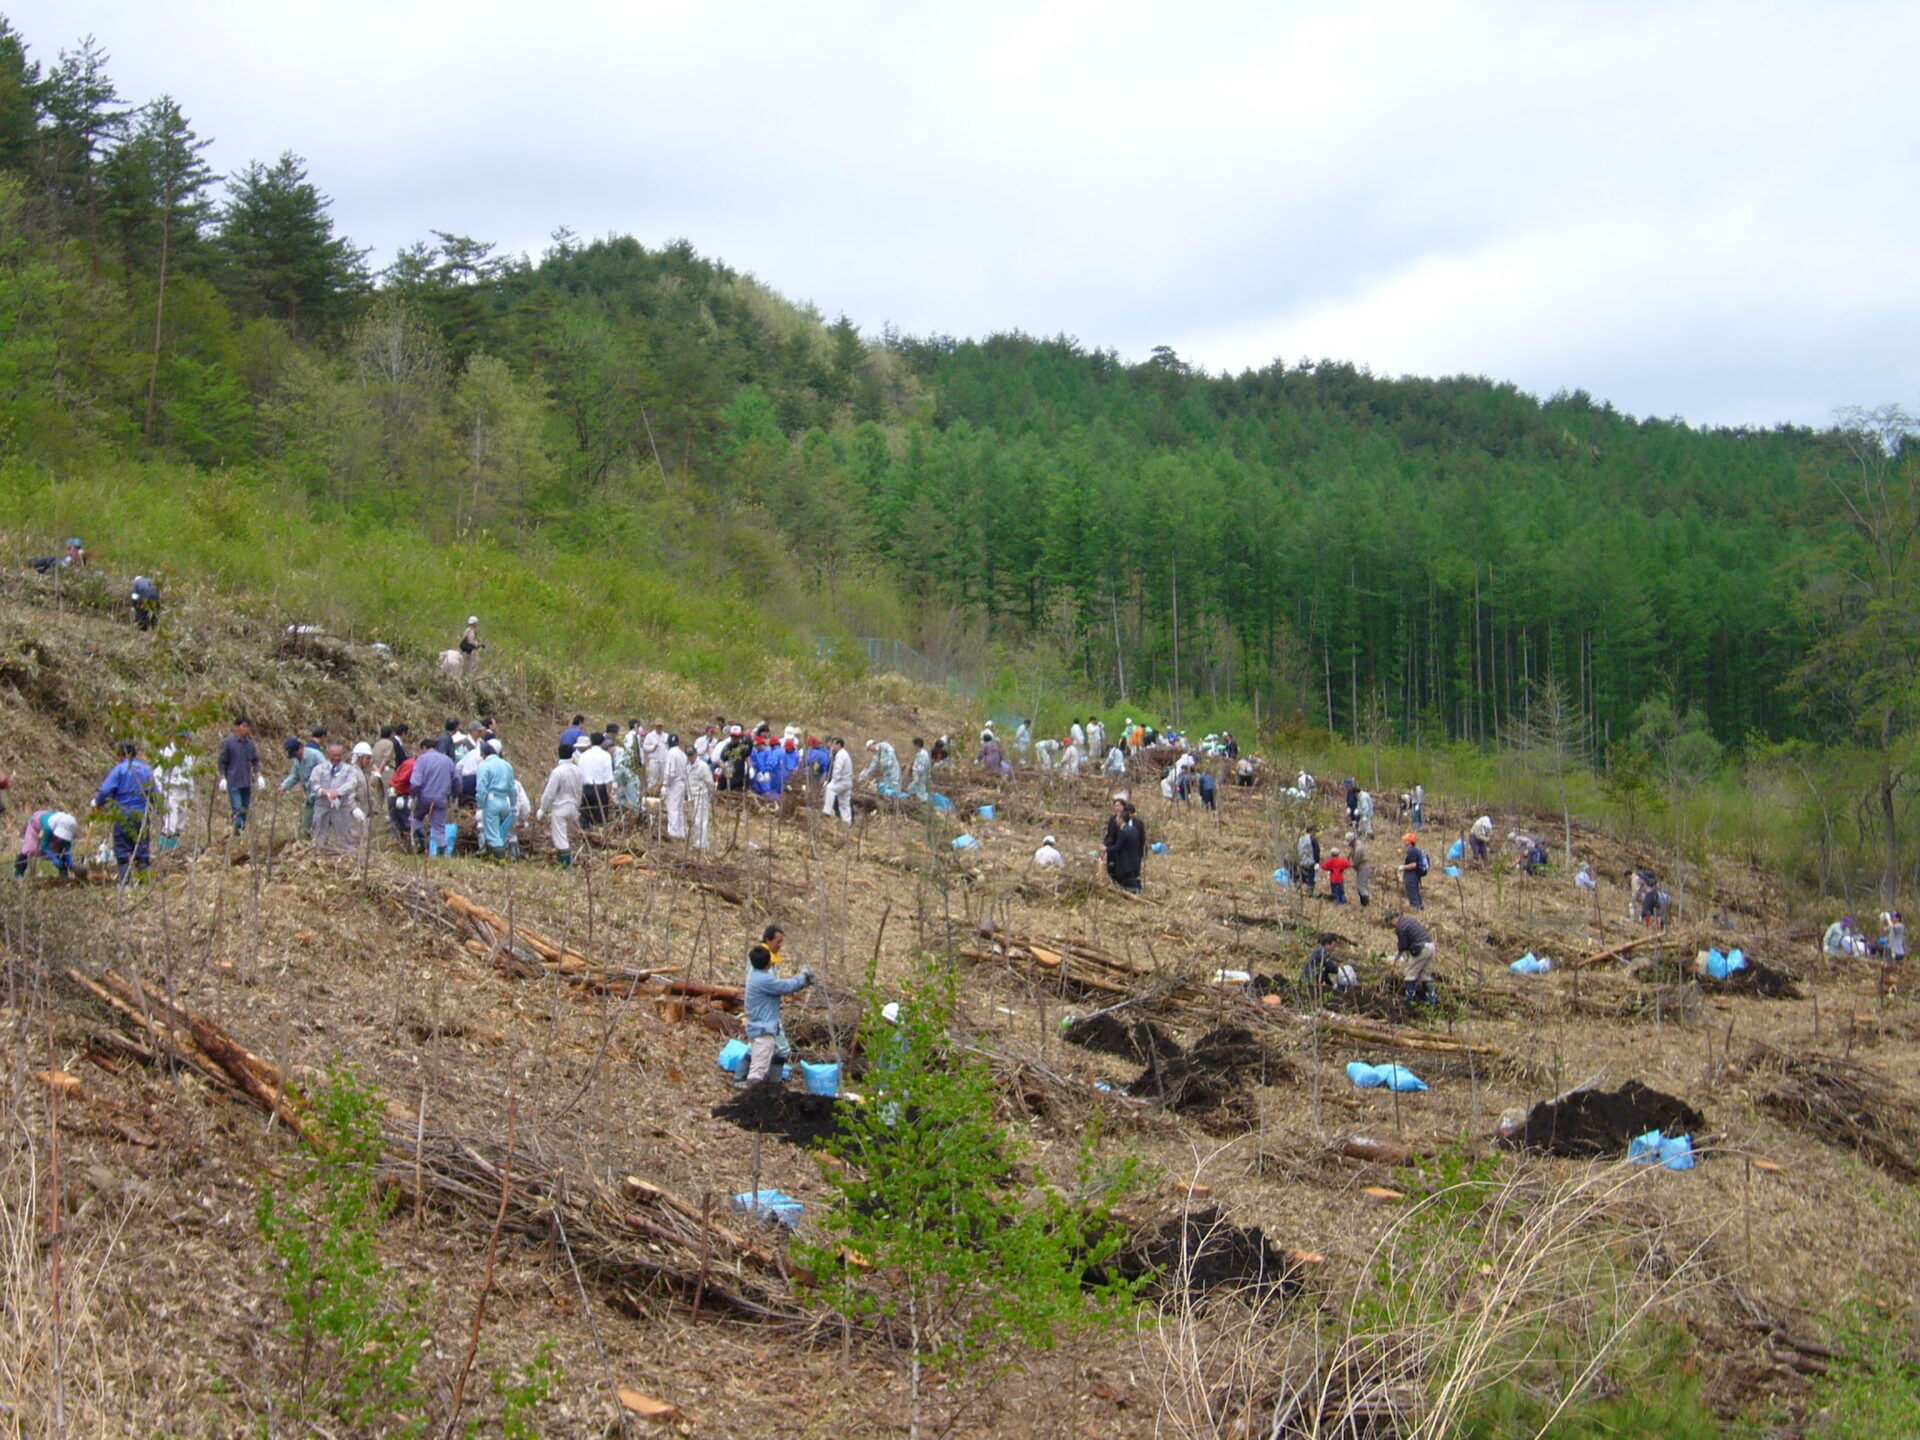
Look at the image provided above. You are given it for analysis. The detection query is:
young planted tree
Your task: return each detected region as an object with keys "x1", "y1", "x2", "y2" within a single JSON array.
[
  {"x1": 1501, "y1": 675, "x2": 1592, "y2": 870},
  {"x1": 801, "y1": 955, "x2": 1139, "y2": 1439}
]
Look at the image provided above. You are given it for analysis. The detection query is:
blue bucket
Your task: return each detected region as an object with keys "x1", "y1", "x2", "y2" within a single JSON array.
[{"x1": 801, "y1": 1061, "x2": 841, "y2": 1096}]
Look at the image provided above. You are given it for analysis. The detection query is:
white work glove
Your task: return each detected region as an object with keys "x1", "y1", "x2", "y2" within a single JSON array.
[
  {"x1": 800, "y1": 967, "x2": 814, "y2": 987},
  {"x1": 218, "y1": 778, "x2": 228, "y2": 792},
  {"x1": 351, "y1": 808, "x2": 365, "y2": 822}
]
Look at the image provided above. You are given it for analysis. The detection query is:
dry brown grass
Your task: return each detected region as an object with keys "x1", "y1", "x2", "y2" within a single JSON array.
[{"x1": 4, "y1": 579, "x2": 1920, "y2": 1435}]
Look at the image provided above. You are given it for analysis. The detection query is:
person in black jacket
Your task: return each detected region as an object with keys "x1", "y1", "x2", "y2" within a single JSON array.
[{"x1": 1105, "y1": 800, "x2": 1146, "y2": 892}]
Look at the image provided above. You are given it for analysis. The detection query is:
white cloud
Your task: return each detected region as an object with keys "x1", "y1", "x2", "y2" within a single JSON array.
[{"x1": 11, "y1": 0, "x2": 1918, "y2": 425}]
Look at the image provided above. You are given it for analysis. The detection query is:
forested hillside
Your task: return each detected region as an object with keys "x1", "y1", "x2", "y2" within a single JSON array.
[{"x1": 0, "y1": 13, "x2": 1900, "y2": 762}]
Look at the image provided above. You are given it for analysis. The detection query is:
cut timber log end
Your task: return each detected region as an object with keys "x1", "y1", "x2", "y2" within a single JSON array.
[{"x1": 1572, "y1": 933, "x2": 1663, "y2": 970}]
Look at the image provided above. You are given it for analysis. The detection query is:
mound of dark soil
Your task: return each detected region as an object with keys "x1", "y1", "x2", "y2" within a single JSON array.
[
  {"x1": 711, "y1": 1086, "x2": 840, "y2": 1146},
  {"x1": 1063, "y1": 1014, "x2": 1184, "y2": 1064},
  {"x1": 1115, "y1": 1205, "x2": 1305, "y2": 1302},
  {"x1": 1508, "y1": 1080, "x2": 1705, "y2": 1158},
  {"x1": 1127, "y1": 1026, "x2": 1290, "y2": 1116},
  {"x1": 1636, "y1": 958, "x2": 1802, "y2": 1000}
]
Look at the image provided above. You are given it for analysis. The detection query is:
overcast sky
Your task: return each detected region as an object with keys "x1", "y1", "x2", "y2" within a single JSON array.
[{"x1": 12, "y1": 0, "x2": 1917, "y2": 427}]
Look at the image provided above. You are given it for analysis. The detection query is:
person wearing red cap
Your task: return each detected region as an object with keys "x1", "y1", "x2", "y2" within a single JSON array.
[{"x1": 1399, "y1": 831, "x2": 1429, "y2": 909}]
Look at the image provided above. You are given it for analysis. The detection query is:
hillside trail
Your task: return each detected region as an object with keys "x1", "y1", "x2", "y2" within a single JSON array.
[{"x1": 2, "y1": 575, "x2": 1917, "y2": 1437}]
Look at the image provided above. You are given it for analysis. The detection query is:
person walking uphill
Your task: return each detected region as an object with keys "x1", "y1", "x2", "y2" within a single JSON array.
[
  {"x1": 94, "y1": 741, "x2": 156, "y2": 885},
  {"x1": 743, "y1": 925, "x2": 813, "y2": 1085},
  {"x1": 458, "y1": 616, "x2": 483, "y2": 676},
  {"x1": 1386, "y1": 910, "x2": 1439, "y2": 1007}
]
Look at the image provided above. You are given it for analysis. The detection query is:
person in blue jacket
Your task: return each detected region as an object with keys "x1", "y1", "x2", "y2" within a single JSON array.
[
  {"x1": 93, "y1": 741, "x2": 156, "y2": 884},
  {"x1": 805, "y1": 736, "x2": 832, "y2": 781},
  {"x1": 769, "y1": 737, "x2": 802, "y2": 794}
]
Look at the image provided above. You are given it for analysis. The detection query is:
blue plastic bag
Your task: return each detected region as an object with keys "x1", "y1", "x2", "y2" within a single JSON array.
[
  {"x1": 1726, "y1": 948, "x2": 1746, "y2": 973},
  {"x1": 800, "y1": 1061, "x2": 840, "y2": 1096},
  {"x1": 1630, "y1": 1130, "x2": 1695, "y2": 1170},
  {"x1": 1443, "y1": 865, "x2": 1461, "y2": 878},
  {"x1": 1150, "y1": 841, "x2": 1169, "y2": 854},
  {"x1": 1273, "y1": 866, "x2": 1291, "y2": 887},
  {"x1": 952, "y1": 833, "x2": 978, "y2": 850},
  {"x1": 977, "y1": 804, "x2": 995, "y2": 820},
  {"x1": 1346, "y1": 1061, "x2": 1428, "y2": 1092},
  {"x1": 733, "y1": 1189, "x2": 805, "y2": 1228},
  {"x1": 1704, "y1": 948, "x2": 1748, "y2": 980},
  {"x1": 717, "y1": 1039, "x2": 750, "y2": 1075},
  {"x1": 930, "y1": 793, "x2": 953, "y2": 812},
  {"x1": 1510, "y1": 952, "x2": 1552, "y2": 975},
  {"x1": 1447, "y1": 839, "x2": 1465, "y2": 860}
]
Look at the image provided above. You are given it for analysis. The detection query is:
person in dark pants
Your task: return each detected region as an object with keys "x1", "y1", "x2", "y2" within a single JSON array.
[
  {"x1": 130, "y1": 574, "x2": 160, "y2": 630},
  {"x1": 93, "y1": 741, "x2": 156, "y2": 884},
  {"x1": 216, "y1": 715, "x2": 260, "y2": 834},
  {"x1": 1105, "y1": 800, "x2": 1146, "y2": 892},
  {"x1": 1399, "y1": 832, "x2": 1428, "y2": 909}
]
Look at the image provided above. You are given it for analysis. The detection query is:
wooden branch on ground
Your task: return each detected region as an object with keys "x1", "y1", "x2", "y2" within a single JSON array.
[
  {"x1": 1570, "y1": 933, "x2": 1663, "y2": 970},
  {"x1": 1313, "y1": 1013, "x2": 1502, "y2": 1057}
]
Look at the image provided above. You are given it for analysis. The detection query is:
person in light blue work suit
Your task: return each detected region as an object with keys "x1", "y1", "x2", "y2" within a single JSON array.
[
  {"x1": 280, "y1": 735, "x2": 325, "y2": 839},
  {"x1": 475, "y1": 740, "x2": 518, "y2": 858},
  {"x1": 743, "y1": 924, "x2": 813, "y2": 1084},
  {"x1": 93, "y1": 741, "x2": 156, "y2": 884}
]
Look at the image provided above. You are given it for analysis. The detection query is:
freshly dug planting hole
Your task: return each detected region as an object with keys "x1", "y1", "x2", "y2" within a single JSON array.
[
  {"x1": 1063, "y1": 1013, "x2": 1184, "y2": 1064},
  {"x1": 1507, "y1": 1080, "x2": 1704, "y2": 1158},
  {"x1": 711, "y1": 1087, "x2": 841, "y2": 1146},
  {"x1": 1116, "y1": 1205, "x2": 1305, "y2": 1302},
  {"x1": 1128, "y1": 1026, "x2": 1290, "y2": 1115}
]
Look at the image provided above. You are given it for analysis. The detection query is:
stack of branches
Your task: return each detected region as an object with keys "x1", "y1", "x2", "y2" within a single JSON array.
[
  {"x1": 1306, "y1": 1012, "x2": 1503, "y2": 1059},
  {"x1": 958, "y1": 921, "x2": 1210, "y2": 1009},
  {"x1": 439, "y1": 889, "x2": 744, "y2": 1015},
  {"x1": 381, "y1": 1134, "x2": 812, "y2": 1326},
  {"x1": 61, "y1": 965, "x2": 309, "y2": 1136},
  {"x1": 63, "y1": 966, "x2": 814, "y2": 1327},
  {"x1": 1748, "y1": 1043, "x2": 1920, "y2": 1182}
]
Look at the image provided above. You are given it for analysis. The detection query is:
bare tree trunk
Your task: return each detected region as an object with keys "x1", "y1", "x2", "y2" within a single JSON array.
[{"x1": 143, "y1": 207, "x2": 171, "y2": 439}]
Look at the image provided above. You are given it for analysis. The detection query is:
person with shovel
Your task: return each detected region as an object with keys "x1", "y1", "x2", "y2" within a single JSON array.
[
  {"x1": 1385, "y1": 909, "x2": 1439, "y2": 1007},
  {"x1": 744, "y1": 924, "x2": 813, "y2": 1085}
]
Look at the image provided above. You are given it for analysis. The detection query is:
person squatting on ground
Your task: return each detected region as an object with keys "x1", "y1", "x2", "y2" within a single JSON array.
[
  {"x1": 15, "y1": 809, "x2": 78, "y2": 877},
  {"x1": 1387, "y1": 909, "x2": 1439, "y2": 1006},
  {"x1": 743, "y1": 925, "x2": 812, "y2": 1084}
]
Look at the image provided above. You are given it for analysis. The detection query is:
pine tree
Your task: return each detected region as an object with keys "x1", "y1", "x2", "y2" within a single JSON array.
[
  {"x1": 0, "y1": 18, "x2": 41, "y2": 175},
  {"x1": 103, "y1": 96, "x2": 217, "y2": 436},
  {"x1": 35, "y1": 35, "x2": 127, "y2": 266},
  {"x1": 217, "y1": 152, "x2": 366, "y2": 336}
]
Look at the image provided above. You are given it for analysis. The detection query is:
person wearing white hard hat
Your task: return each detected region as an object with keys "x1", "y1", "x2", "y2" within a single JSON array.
[
  {"x1": 685, "y1": 742, "x2": 715, "y2": 850},
  {"x1": 458, "y1": 616, "x2": 483, "y2": 676},
  {"x1": 860, "y1": 738, "x2": 901, "y2": 791},
  {"x1": 15, "y1": 809, "x2": 80, "y2": 877},
  {"x1": 880, "y1": 1001, "x2": 901, "y2": 1025},
  {"x1": 1033, "y1": 835, "x2": 1065, "y2": 869}
]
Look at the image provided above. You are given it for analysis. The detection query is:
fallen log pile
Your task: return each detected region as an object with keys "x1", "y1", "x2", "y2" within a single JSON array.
[
  {"x1": 439, "y1": 890, "x2": 743, "y2": 1015},
  {"x1": 62, "y1": 965, "x2": 309, "y2": 1136},
  {"x1": 377, "y1": 1136, "x2": 811, "y2": 1325},
  {"x1": 959, "y1": 921, "x2": 1208, "y2": 1006},
  {"x1": 63, "y1": 965, "x2": 810, "y2": 1325}
]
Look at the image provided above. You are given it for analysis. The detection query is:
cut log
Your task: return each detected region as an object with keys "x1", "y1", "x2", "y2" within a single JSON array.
[
  {"x1": 1341, "y1": 1136, "x2": 1412, "y2": 1165},
  {"x1": 1571, "y1": 933, "x2": 1662, "y2": 970},
  {"x1": 1315, "y1": 1014, "x2": 1501, "y2": 1057},
  {"x1": 617, "y1": 1388, "x2": 682, "y2": 1423}
]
